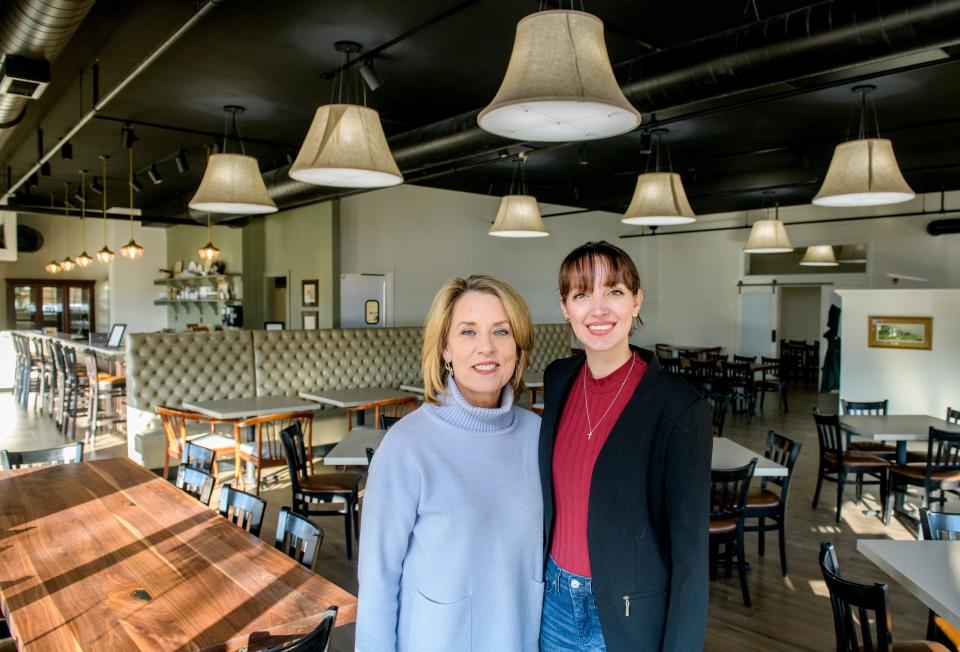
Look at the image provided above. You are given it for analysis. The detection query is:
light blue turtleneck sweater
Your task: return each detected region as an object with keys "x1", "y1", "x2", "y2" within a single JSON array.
[{"x1": 356, "y1": 379, "x2": 544, "y2": 652}]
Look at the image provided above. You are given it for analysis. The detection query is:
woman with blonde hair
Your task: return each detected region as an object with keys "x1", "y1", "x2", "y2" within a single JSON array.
[{"x1": 357, "y1": 274, "x2": 544, "y2": 651}]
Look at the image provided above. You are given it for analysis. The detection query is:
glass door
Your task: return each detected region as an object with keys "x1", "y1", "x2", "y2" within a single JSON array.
[
  {"x1": 68, "y1": 286, "x2": 92, "y2": 335},
  {"x1": 12, "y1": 285, "x2": 38, "y2": 329},
  {"x1": 41, "y1": 286, "x2": 64, "y2": 331}
]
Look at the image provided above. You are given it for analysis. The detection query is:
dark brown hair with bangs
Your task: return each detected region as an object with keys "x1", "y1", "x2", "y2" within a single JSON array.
[{"x1": 559, "y1": 241, "x2": 641, "y2": 300}]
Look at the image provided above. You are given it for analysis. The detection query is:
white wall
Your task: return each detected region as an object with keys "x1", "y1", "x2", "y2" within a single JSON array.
[
  {"x1": 836, "y1": 289, "x2": 960, "y2": 416},
  {"x1": 107, "y1": 221, "x2": 168, "y2": 333}
]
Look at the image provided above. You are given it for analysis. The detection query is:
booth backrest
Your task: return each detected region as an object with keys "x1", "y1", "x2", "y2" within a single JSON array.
[{"x1": 126, "y1": 330, "x2": 256, "y2": 410}]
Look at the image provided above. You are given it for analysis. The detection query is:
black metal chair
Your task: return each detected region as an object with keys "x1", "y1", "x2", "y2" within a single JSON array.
[
  {"x1": 0, "y1": 442, "x2": 84, "y2": 470},
  {"x1": 280, "y1": 422, "x2": 362, "y2": 559},
  {"x1": 885, "y1": 427, "x2": 960, "y2": 525},
  {"x1": 175, "y1": 464, "x2": 215, "y2": 505},
  {"x1": 819, "y1": 540, "x2": 948, "y2": 652},
  {"x1": 218, "y1": 483, "x2": 267, "y2": 537},
  {"x1": 709, "y1": 459, "x2": 756, "y2": 607},
  {"x1": 757, "y1": 356, "x2": 788, "y2": 413},
  {"x1": 920, "y1": 509, "x2": 960, "y2": 651},
  {"x1": 744, "y1": 431, "x2": 802, "y2": 576},
  {"x1": 812, "y1": 411, "x2": 889, "y2": 523},
  {"x1": 275, "y1": 506, "x2": 324, "y2": 571},
  {"x1": 254, "y1": 606, "x2": 338, "y2": 652}
]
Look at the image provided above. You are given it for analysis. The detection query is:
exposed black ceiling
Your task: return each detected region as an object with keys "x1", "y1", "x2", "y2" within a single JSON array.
[{"x1": 3, "y1": 0, "x2": 960, "y2": 227}]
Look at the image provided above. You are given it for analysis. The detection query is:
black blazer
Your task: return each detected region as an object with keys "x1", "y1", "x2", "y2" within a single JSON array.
[{"x1": 539, "y1": 347, "x2": 712, "y2": 651}]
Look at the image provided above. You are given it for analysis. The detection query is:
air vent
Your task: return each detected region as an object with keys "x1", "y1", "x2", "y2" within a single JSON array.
[{"x1": 0, "y1": 55, "x2": 50, "y2": 100}]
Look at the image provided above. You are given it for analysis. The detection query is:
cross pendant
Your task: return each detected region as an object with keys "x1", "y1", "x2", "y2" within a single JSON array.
[{"x1": 587, "y1": 431, "x2": 593, "y2": 440}]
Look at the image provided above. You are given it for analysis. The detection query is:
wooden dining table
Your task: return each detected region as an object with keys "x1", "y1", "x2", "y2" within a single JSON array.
[{"x1": 0, "y1": 458, "x2": 356, "y2": 651}]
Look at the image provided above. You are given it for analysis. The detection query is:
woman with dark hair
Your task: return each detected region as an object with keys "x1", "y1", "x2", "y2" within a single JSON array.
[{"x1": 538, "y1": 241, "x2": 712, "y2": 651}]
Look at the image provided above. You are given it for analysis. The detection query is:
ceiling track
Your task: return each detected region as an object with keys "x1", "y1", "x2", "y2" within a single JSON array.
[{"x1": 0, "y1": 0, "x2": 221, "y2": 206}]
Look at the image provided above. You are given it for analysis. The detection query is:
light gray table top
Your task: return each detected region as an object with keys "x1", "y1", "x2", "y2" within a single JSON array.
[
  {"x1": 182, "y1": 395, "x2": 325, "y2": 419},
  {"x1": 324, "y1": 428, "x2": 387, "y2": 466},
  {"x1": 398, "y1": 371, "x2": 543, "y2": 395},
  {"x1": 299, "y1": 387, "x2": 417, "y2": 408},
  {"x1": 858, "y1": 539, "x2": 960, "y2": 632},
  {"x1": 711, "y1": 437, "x2": 787, "y2": 477},
  {"x1": 840, "y1": 414, "x2": 960, "y2": 442}
]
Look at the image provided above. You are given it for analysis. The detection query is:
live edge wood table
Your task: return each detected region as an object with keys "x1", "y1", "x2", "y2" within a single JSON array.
[{"x1": 0, "y1": 458, "x2": 357, "y2": 651}]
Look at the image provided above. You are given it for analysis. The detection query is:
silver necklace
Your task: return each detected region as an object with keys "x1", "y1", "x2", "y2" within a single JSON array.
[{"x1": 582, "y1": 353, "x2": 636, "y2": 440}]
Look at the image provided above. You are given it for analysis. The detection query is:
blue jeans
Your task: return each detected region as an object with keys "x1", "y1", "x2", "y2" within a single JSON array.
[{"x1": 540, "y1": 557, "x2": 607, "y2": 651}]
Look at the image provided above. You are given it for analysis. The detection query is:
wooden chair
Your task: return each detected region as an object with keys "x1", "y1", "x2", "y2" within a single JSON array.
[
  {"x1": 157, "y1": 406, "x2": 237, "y2": 483},
  {"x1": 234, "y1": 411, "x2": 313, "y2": 496},
  {"x1": 654, "y1": 343, "x2": 673, "y2": 358},
  {"x1": 280, "y1": 422, "x2": 362, "y2": 559},
  {"x1": 819, "y1": 540, "x2": 949, "y2": 652},
  {"x1": 947, "y1": 407, "x2": 960, "y2": 425},
  {"x1": 812, "y1": 411, "x2": 889, "y2": 523},
  {"x1": 82, "y1": 350, "x2": 125, "y2": 447},
  {"x1": 60, "y1": 346, "x2": 89, "y2": 439},
  {"x1": 689, "y1": 358, "x2": 718, "y2": 395},
  {"x1": 275, "y1": 506, "x2": 324, "y2": 571},
  {"x1": 175, "y1": 464, "x2": 215, "y2": 505},
  {"x1": 885, "y1": 427, "x2": 960, "y2": 525},
  {"x1": 733, "y1": 354, "x2": 757, "y2": 364},
  {"x1": 709, "y1": 459, "x2": 756, "y2": 607},
  {"x1": 720, "y1": 360, "x2": 757, "y2": 415},
  {"x1": 757, "y1": 356, "x2": 789, "y2": 413},
  {"x1": 255, "y1": 606, "x2": 338, "y2": 652},
  {"x1": 218, "y1": 483, "x2": 267, "y2": 537},
  {"x1": 744, "y1": 431, "x2": 802, "y2": 576},
  {"x1": 705, "y1": 392, "x2": 730, "y2": 438},
  {"x1": 841, "y1": 399, "x2": 900, "y2": 458},
  {"x1": 1, "y1": 442, "x2": 84, "y2": 470},
  {"x1": 345, "y1": 396, "x2": 417, "y2": 432},
  {"x1": 182, "y1": 441, "x2": 216, "y2": 473},
  {"x1": 658, "y1": 356, "x2": 682, "y2": 375},
  {"x1": 920, "y1": 509, "x2": 960, "y2": 651}
]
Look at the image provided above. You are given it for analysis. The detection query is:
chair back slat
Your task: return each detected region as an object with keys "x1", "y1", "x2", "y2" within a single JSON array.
[
  {"x1": 275, "y1": 506, "x2": 323, "y2": 570},
  {"x1": 1, "y1": 442, "x2": 84, "y2": 470},
  {"x1": 83, "y1": 350, "x2": 99, "y2": 380},
  {"x1": 761, "y1": 431, "x2": 802, "y2": 493},
  {"x1": 175, "y1": 464, "x2": 215, "y2": 505},
  {"x1": 841, "y1": 399, "x2": 888, "y2": 416},
  {"x1": 182, "y1": 441, "x2": 216, "y2": 473},
  {"x1": 819, "y1": 541, "x2": 892, "y2": 652},
  {"x1": 947, "y1": 407, "x2": 960, "y2": 425},
  {"x1": 813, "y1": 411, "x2": 845, "y2": 467},
  {"x1": 734, "y1": 354, "x2": 757, "y2": 364},
  {"x1": 705, "y1": 392, "x2": 730, "y2": 437},
  {"x1": 710, "y1": 460, "x2": 756, "y2": 521},
  {"x1": 219, "y1": 483, "x2": 266, "y2": 537},
  {"x1": 927, "y1": 427, "x2": 960, "y2": 479}
]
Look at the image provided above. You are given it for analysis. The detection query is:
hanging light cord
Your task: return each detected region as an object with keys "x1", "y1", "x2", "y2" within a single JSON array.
[
  {"x1": 80, "y1": 170, "x2": 87, "y2": 251},
  {"x1": 102, "y1": 156, "x2": 108, "y2": 241},
  {"x1": 128, "y1": 147, "x2": 135, "y2": 238},
  {"x1": 330, "y1": 47, "x2": 367, "y2": 108}
]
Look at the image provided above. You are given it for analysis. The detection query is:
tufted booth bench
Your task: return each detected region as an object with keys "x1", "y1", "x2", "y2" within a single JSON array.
[{"x1": 125, "y1": 323, "x2": 570, "y2": 467}]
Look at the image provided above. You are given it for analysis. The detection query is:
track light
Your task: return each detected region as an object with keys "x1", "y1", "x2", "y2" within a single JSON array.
[
  {"x1": 148, "y1": 163, "x2": 163, "y2": 185},
  {"x1": 89, "y1": 177, "x2": 103, "y2": 195},
  {"x1": 121, "y1": 126, "x2": 137, "y2": 149},
  {"x1": 174, "y1": 149, "x2": 189, "y2": 173},
  {"x1": 359, "y1": 58, "x2": 382, "y2": 91},
  {"x1": 130, "y1": 174, "x2": 143, "y2": 192}
]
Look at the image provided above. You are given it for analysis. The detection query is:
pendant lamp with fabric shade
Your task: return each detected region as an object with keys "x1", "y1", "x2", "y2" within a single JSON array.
[
  {"x1": 744, "y1": 202, "x2": 793, "y2": 254},
  {"x1": 489, "y1": 153, "x2": 549, "y2": 238},
  {"x1": 479, "y1": 9, "x2": 640, "y2": 142},
  {"x1": 813, "y1": 86, "x2": 914, "y2": 207},
  {"x1": 799, "y1": 245, "x2": 839, "y2": 266},
  {"x1": 623, "y1": 129, "x2": 696, "y2": 226},
  {"x1": 189, "y1": 106, "x2": 278, "y2": 215},
  {"x1": 290, "y1": 41, "x2": 402, "y2": 189}
]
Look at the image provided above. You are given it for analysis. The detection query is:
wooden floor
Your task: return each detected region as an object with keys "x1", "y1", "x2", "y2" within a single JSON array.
[{"x1": 0, "y1": 385, "x2": 936, "y2": 651}]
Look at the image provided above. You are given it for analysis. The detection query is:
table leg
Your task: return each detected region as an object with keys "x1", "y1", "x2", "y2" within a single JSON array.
[{"x1": 896, "y1": 441, "x2": 907, "y2": 465}]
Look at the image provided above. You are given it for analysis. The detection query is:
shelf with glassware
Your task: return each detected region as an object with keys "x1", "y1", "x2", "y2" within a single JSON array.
[{"x1": 153, "y1": 274, "x2": 242, "y2": 313}]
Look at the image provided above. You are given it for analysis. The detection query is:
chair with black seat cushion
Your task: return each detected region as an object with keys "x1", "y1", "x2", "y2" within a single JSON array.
[
  {"x1": 705, "y1": 392, "x2": 730, "y2": 437},
  {"x1": 1, "y1": 442, "x2": 84, "y2": 470},
  {"x1": 920, "y1": 509, "x2": 960, "y2": 651},
  {"x1": 709, "y1": 459, "x2": 756, "y2": 607},
  {"x1": 219, "y1": 483, "x2": 266, "y2": 537},
  {"x1": 254, "y1": 606, "x2": 338, "y2": 652},
  {"x1": 275, "y1": 506, "x2": 324, "y2": 570},
  {"x1": 744, "y1": 431, "x2": 802, "y2": 576},
  {"x1": 757, "y1": 356, "x2": 789, "y2": 413},
  {"x1": 947, "y1": 408, "x2": 960, "y2": 426},
  {"x1": 280, "y1": 422, "x2": 362, "y2": 559},
  {"x1": 819, "y1": 540, "x2": 949, "y2": 652},
  {"x1": 885, "y1": 427, "x2": 960, "y2": 525},
  {"x1": 175, "y1": 464, "x2": 215, "y2": 505},
  {"x1": 812, "y1": 411, "x2": 889, "y2": 523}
]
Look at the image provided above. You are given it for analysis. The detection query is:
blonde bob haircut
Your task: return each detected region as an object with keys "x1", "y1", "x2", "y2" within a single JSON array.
[{"x1": 421, "y1": 274, "x2": 534, "y2": 405}]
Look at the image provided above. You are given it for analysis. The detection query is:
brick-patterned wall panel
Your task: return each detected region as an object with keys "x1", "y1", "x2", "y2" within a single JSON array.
[
  {"x1": 253, "y1": 327, "x2": 424, "y2": 397},
  {"x1": 126, "y1": 331, "x2": 255, "y2": 409}
]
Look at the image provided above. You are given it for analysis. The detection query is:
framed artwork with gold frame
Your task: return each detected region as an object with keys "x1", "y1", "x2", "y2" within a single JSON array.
[{"x1": 867, "y1": 316, "x2": 932, "y2": 350}]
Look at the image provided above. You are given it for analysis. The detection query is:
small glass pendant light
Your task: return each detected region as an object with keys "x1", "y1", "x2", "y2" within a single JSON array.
[
  {"x1": 120, "y1": 133, "x2": 144, "y2": 259},
  {"x1": 45, "y1": 193, "x2": 62, "y2": 274},
  {"x1": 76, "y1": 170, "x2": 93, "y2": 267},
  {"x1": 489, "y1": 153, "x2": 549, "y2": 238},
  {"x1": 96, "y1": 155, "x2": 115, "y2": 264},
  {"x1": 198, "y1": 213, "x2": 221, "y2": 262}
]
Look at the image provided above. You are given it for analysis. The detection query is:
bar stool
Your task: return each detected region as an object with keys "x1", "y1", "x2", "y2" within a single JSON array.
[
  {"x1": 60, "y1": 346, "x2": 89, "y2": 438},
  {"x1": 41, "y1": 338, "x2": 58, "y2": 416},
  {"x1": 83, "y1": 350, "x2": 126, "y2": 447}
]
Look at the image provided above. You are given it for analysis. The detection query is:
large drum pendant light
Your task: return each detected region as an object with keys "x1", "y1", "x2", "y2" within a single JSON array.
[
  {"x1": 813, "y1": 86, "x2": 914, "y2": 207},
  {"x1": 290, "y1": 41, "x2": 402, "y2": 189},
  {"x1": 479, "y1": 9, "x2": 640, "y2": 142},
  {"x1": 189, "y1": 106, "x2": 278, "y2": 215}
]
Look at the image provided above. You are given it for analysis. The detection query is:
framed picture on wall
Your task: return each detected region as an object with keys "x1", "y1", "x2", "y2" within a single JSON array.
[
  {"x1": 302, "y1": 311, "x2": 318, "y2": 330},
  {"x1": 868, "y1": 316, "x2": 932, "y2": 350},
  {"x1": 302, "y1": 280, "x2": 318, "y2": 307}
]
